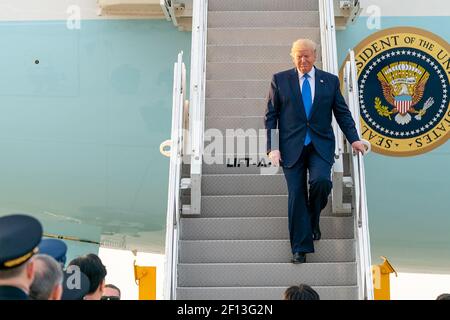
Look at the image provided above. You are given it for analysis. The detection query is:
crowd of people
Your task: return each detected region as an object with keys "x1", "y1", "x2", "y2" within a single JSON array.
[
  {"x1": 0, "y1": 214, "x2": 120, "y2": 300},
  {"x1": 1, "y1": 213, "x2": 448, "y2": 300}
]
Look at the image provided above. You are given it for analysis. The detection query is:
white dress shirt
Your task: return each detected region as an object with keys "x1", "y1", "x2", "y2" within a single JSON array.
[{"x1": 298, "y1": 66, "x2": 316, "y2": 102}]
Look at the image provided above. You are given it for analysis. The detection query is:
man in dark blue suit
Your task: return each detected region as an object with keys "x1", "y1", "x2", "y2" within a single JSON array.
[{"x1": 265, "y1": 39, "x2": 365, "y2": 264}]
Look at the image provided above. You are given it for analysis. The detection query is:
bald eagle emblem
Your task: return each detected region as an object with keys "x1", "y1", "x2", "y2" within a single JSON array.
[{"x1": 375, "y1": 61, "x2": 434, "y2": 125}]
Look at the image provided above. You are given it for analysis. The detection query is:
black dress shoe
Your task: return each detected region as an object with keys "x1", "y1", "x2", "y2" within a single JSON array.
[
  {"x1": 312, "y1": 227, "x2": 321, "y2": 241},
  {"x1": 292, "y1": 252, "x2": 306, "y2": 264}
]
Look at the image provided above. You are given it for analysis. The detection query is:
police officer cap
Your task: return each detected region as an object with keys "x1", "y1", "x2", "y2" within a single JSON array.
[
  {"x1": 61, "y1": 268, "x2": 91, "y2": 300},
  {"x1": 0, "y1": 214, "x2": 43, "y2": 270},
  {"x1": 38, "y1": 238, "x2": 67, "y2": 266}
]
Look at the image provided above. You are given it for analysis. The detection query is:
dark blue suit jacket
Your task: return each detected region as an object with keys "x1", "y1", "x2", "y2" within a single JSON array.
[
  {"x1": 0, "y1": 285, "x2": 29, "y2": 300},
  {"x1": 265, "y1": 67, "x2": 359, "y2": 167}
]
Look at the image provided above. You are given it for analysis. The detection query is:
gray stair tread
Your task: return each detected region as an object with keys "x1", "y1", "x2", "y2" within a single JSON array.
[
  {"x1": 207, "y1": 45, "x2": 321, "y2": 63},
  {"x1": 205, "y1": 98, "x2": 268, "y2": 116},
  {"x1": 206, "y1": 80, "x2": 269, "y2": 99},
  {"x1": 207, "y1": 63, "x2": 292, "y2": 81},
  {"x1": 206, "y1": 63, "x2": 322, "y2": 81},
  {"x1": 202, "y1": 160, "x2": 280, "y2": 175},
  {"x1": 208, "y1": 0, "x2": 319, "y2": 11},
  {"x1": 180, "y1": 216, "x2": 354, "y2": 240},
  {"x1": 177, "y1": 262, "x2": 357, "y2": 287},
  {"x1": 179, "y1": 239, "x2": 355, "y2": 263},
  {"x1": 208, "y1": 11, "x2": 320, "y2": 28},
  {"x1": 202, "y1": 174, "x2": 287, "y2": 195},
  {"x1": 202, "y1": 137, "x2": 267, "y2": 158},
  {"x1": 177, "y1": 286, "x2": 358, "y2": 300},
  {"x1": 199, "y1": 195, "x2": 346, "y2": 217},
  {"x1": 208, "y1": 27, "x2": 320, "y2": 46},
  {"x1": 206, "y1": 115, "x2": 265, "y2": 130},
  {"x1": 204, "y1": 131, "x2": 265, "y2": 138}
]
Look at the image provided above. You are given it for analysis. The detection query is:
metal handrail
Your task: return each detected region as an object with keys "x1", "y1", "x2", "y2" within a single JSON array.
[
  {"x1": 189, "y1": 0, "x2": 208, "y2": 215},
  {"x1": 163, "y1": 51, "x2": 186, "y2": 300},
  {"x1": 345, "y1": 50, "x2": 374, "y2": 300},
  {"x1": 160, "y1": 0, "x2": 171, "y2": 21}
]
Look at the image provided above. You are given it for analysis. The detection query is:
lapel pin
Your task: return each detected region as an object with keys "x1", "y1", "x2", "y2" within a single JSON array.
[{"x1": 320, "y1": 79, "x2": 324, "y2": 83}]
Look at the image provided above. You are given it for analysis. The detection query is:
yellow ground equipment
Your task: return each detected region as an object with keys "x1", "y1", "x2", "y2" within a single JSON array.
[{"x1": 372, "y1": 256, "x2": 397, "y2": 300}]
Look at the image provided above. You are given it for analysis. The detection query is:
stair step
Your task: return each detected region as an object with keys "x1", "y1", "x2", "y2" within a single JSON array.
[
  {"x1": 179, "y1": 239, "x2": 355, "y2": 263},
  {"x1": 177, "y1": 262, "x2": 357, "y2": 287},
  {"x1": 177, "y1": 285, "x2": 358, "y2": 300},
  {"x1": 199, "y1": 195, "x2": 345, "y2": 217},
  {"x1": 204, "y1": 130, "x2": 264, "y2": 138},
  {"x1": 180, "y1": 216, "x2": 354, "y2": 240},
  {"x1": 203, "y1": 135, "x2": 268, "y2": 159},
  {"x1": 208, "y1": 27, "x2": 320, "y2": 46},
  {"x1": 206, "y1": 80, "x2": 269, "y2": 99},
  {"x1": 205, "y1": 98, "x2": 267, "y2": 116},
  {"x1": 208, "y1": 11, "x2": 320, "y2": 28},
  {"x1": 202, "y1": 158, "x2": 277, "y2": 175},
  {"x1": 206, "y1": 115, "x2": 265, "y2": 130},
  {"x1": 208, "y1": 0, "x2": 319, "y2": 12},
  {"x1": 202, "y1": 173, "x2": 287, "y2": 195},
  {"x1": 208, "y1": 45, "x2": 321, "y2": 63},
  {"x1": 206, "y1": 62, "x2": 322, "y2": 81}
]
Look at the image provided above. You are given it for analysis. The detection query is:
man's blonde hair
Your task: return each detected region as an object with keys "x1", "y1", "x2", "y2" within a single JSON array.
[{"x1": 290, "y1": 39, "x2": 317, "y2": 58}]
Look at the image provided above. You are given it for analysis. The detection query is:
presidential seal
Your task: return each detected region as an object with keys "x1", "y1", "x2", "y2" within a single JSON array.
[{"x1": 342, "y1": 27, "x2": 449, "y2": 156}]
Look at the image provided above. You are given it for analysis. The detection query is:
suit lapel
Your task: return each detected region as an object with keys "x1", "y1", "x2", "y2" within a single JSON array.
[{"x1": 288, "y1": 68, "x2": 307, "y2": 119}]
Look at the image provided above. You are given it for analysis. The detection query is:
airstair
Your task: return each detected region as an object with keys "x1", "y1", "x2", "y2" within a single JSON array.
[{"x1": 163, "y1": 0, "x2": 373, "y2": 300}]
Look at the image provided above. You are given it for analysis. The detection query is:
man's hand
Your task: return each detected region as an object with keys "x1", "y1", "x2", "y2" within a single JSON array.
[
  {"x1": 269, "y1": 150, "x2": 282, "y2": 166},
  {"x1": 351, "y1": 140, "x2": 367, "y2": 155}
]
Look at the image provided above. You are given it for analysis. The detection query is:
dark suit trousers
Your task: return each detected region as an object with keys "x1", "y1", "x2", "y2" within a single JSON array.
[{"x1": 282, "y1": 144, "x2": 333, "y2": 254}]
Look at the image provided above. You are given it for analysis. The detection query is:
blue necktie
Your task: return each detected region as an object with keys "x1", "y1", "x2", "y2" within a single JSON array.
[{"x1": 302, "y1": 73, "x2": 312, "y2": 146}]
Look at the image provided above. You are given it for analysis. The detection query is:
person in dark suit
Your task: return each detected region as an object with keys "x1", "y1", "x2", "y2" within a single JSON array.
[
  {"x1": 61, "y1": 269, "x2": 91, "y2": 300},
  {"x1": 0, "y1": 214, "x2": 43, "y2": 300},
  {"x1": 265, "y1": 39, "x2": 365, "y2": 264},
  {"x1": 68, "y1": 253, "x2": 107, "y2": 300}
]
